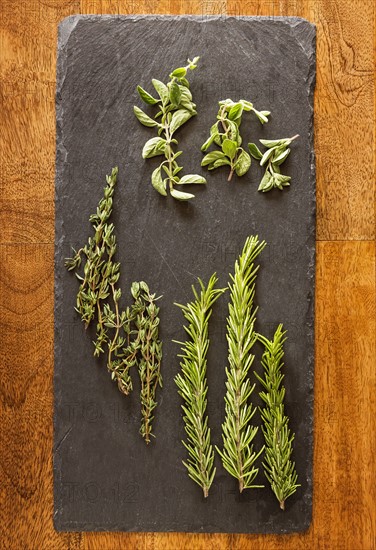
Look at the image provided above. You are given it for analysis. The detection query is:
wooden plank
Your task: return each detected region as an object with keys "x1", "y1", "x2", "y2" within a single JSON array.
[{"x1": 0, "y1": 0, "x2": 375, "y2": 549}]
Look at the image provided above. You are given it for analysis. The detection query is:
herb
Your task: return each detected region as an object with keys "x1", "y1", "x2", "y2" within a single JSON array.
[
  {"x1": 131, "y1": 282, "x2": 163, "y2": 444},
  {"x1": 255, "y1": 325, "x2": 300, "y2": 509},
  {"x1": 65, "y1": 167, "x2": 135, "y2": 395},
  {"x1": 216, "y1": 236, "x2": 266, "y2": 492},
  {"x1": 201, "y1": 99, "x2": 270, "y2": 181},
  {"x1": 134, "y1": 57, "x2": 206, "y2": 201},
  {"x1": 174, "y1": 274, "x2": 226, "y2": 497},
  {"x1": 248, "y1": 135, "x2": 299, "y2": 192},
  {"x1": 65, "y1": 168, "x2": 163, "y2": 443}
]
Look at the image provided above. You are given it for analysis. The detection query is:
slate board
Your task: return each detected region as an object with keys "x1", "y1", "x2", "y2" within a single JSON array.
[{"x1": 54, "y1": 15, "x2": 316, "y2": 533}]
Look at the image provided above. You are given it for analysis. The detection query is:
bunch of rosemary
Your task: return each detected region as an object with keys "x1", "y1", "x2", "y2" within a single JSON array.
[
  {"x1": 134, "y1": 56, "x2": 206, "y2": 200},
  {"x1": 256, "y1": 325, "x2": 300, "y2": 509},
  {"x1": 65, "y1": 167, "x2": 163, "y2": 443},
  {"x1": 174, "y1": 274, "x2": 226, "y2": 497},
  {"x1": 201, "y1": 99, "x2": 270, "y2": 181},
  {"x1": 216, "y1": 235, "x2": 267, "y2": 492}
]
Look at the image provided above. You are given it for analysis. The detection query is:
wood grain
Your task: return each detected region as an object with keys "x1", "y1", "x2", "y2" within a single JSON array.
[{"x1": 0, "y1": 1, "x2": 375, "y2": 549}]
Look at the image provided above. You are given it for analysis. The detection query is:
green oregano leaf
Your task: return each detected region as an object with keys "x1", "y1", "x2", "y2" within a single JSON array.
[
  {"x1": 137, "y1": 85, "x2": 160, "y2": 105},
  {"x1": 222, "y1": 138, "x2": 238, "y2": 160},
  {"x1": 133, "y1": 106, "x2": 159, "y2": 127},
  {"x1": 152, "y1": 79, "x2": 169, "y2": 105},
  {"x1": 235, "y1": 149, "x2": 251, "y2": 176},
  {"x1": 170, "y1": 109, "x2": 193, "y2": 135},
  {"x1": 170, "y1": 188, "x2": 195, "y2": 201},
  {"x1": 151, "y1": 166, "x2": 167, "y2": 196},
  {"x1": 248, "y1": 142, "x2": 263, "y2": 160},
  {"x1": 169, "y1": 80, "x2": 181, "y2": 106},
  {"x1": 142, "y1": 137, "x2": 166, "y2": 159}
]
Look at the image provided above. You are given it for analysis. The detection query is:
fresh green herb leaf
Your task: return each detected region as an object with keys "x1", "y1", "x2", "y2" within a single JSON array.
[
  {"x1": 137, "y1": 85, "x2": 160, "y2": 105},
  {"x1": 248, "y1": 142, "x2": 263, "y2": 160},
  {"x1": 133, "y1": 106, "x2": 159, "y2": 127}
]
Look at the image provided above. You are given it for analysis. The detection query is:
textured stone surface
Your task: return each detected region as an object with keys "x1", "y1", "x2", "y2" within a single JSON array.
[{"x1": 54, "y1": 15, "x2": 316, "y2": 533}]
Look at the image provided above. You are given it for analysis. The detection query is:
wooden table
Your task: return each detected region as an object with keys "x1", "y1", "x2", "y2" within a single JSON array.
[{"x1": 1, "y1": 1, "x2": 374, "y2": 549}]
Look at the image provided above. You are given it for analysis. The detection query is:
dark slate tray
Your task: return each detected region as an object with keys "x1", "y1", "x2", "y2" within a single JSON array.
[{"x1": 54, "y1": 15, "x2": 316, "y2": 533}]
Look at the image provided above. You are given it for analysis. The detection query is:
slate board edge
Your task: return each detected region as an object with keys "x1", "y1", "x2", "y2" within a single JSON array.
[{"x1": 53, "y1": 14, "x2": 316, "y2": 534}]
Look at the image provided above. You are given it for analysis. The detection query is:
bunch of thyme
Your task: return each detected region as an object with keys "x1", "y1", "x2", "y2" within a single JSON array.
[
  {"x1": 134, "y1": 56, "x2": 206, "y2": 200},
  {"x1": 255, "y1": 325, "x2": 300, "y2": 509},
  {"x1": 132, "y1": 282, "x2": 163, "y2": 444},
  {"x1": 216, "y1": 236, "x2": 266, "y2": 492},
  {"x1": 201, "y1": 99, "x2": 270, "y2": 181},
  {"x1": 174, "y1": 274, "x2": 226, "y2": 497},
  {"x1": 65, "y1": 168, "x2": 163, "y2": 442}
]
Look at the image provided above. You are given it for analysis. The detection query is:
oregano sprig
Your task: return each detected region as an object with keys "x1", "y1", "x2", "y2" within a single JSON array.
[
  {"x1": 201, "y1": 99, "x2": 270, "y2": 181},
  {"x1": 131, "y1": 282, "x2": 163, "y2": 444},
  {"x1": 216, "y1": 235, "x2": 266, "y2": 492},
  {"x1": 248, "y1": 135, "x2": 299, "y2": 192},
  {"x1": 174, "y1": 274, "x2": 226, "y2": 497},
  {"x1": 255, "y1": 325, "x2": 300, "y2": 509},
  {"x1": 134, "y1": 57, "x2": 206, "y2": 201}
]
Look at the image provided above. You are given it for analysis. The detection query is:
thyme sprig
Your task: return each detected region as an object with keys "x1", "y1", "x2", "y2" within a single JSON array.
[
  {"x1": 249, "y1": 135, "x2": 299, "y2": 192},
  {"x1": 174, "y1": 274, "x2": 226, "y2": 497},
  {"x1": 216, "y1": 236, "x2": 266, "y2": 492},
  {"x1": 134, "y1": 57, "x2": 206, "y2": 201},
  {"x1": 65, "y1": 168, "x2": 163, "y2": 443},
  {"x1": 65, "y1": 167, "x2": 135, "y2": 395},
  {"x1": 132, "y1": 282, "x2": 163, "y2": 444},
  {"x1": 255, "y1": 325, "x2": 300, "y2": 509},
  {"x1": 201, "y1": 99, "x2": 270, "y2": 181}
]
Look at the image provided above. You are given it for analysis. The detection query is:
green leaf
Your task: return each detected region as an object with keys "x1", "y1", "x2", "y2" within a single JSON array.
[
  {"x1": 152, "y1": 79, "x2": 169, "y2": 105},
  {"x1": 252, "y1": 109, "x2": 269, "y2": 124},
  {"x1": 178, "y1": 174, "x2": 207, "y2": 185},
  {"x1": 258, "y1": 171, "x2": 273, "y2": 192},
  {"x1": 142, "y1": 137, "x2": 166, "y2": 159},
  {"x1": 228, "y1": 103, "x2": 244, "y2": 121},
  {"x1": 259, "y1": 138, "x2": 286, "y2": 148},
  {"x1": 134, "y1": 106, "x2": 159, "y2": 127},
  {"x1": 248, "y1": 142, "x2": 263, "y2": 160},
  {"x1": 273, "y1": 148, "x2": 291, "y2": 165},
  {"x1": 151, "y1": 166, "x2": 167, "y2": 196},
  {"x1": 169, "y1": 80, "x2": 182, "y2": 106},
  {"x1": 260, "y1": 146, "x2": 278, "y2": 166},
  {"x1": 170, "y1": 67, "x2": 187, "y2": 79},
  {"x1": 170, "y1": 109, "x2": 193, "y2": 134},
  {"x1": 201, "y1": 151, "x2": 226, "y2": 166},
  {"x1": 137, "y1": 85, "x2": 159, "y2": 105},
  {"x1": 222, "y1": 139, "x2": 238, "y2": 160},
  {"x1": 170, "y1": 188, "x2": 195, "y2": 201},
  {"x1": 209, "y1": 158, "x2": 231, "y2": 169},
  {"x1": 201, "y1": 133, "x2": 216, "y2": 152},
  {"x1": 235, "y1": 150, "x2": 251, "y2": 177},
  {"x1": 180, "y1": 77, "x2": 190, "y2": 88},
  {"x1": 179, "y1": 85, "x2": 192, "y2": 101}
]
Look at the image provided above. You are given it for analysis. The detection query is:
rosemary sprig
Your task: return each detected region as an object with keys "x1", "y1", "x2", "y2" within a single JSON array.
[
  {"x1": 248, "y1": 135, "x2": 299, "y2": 192},
  {"x1": 174, "y1": 274, "x2": 226, "y2": 497},
  {"x1": 255, "y1": 325, "x2": 300, "y2": 509},
  {"x1": 131, "y1": 282, "x2": 163, "y2": 444},
  {"x1": 216, "y1": 236, "x2": 266, "y2": 492},
  {"x1": 134, "y1": 57, "x2": 206, "y2": 201},
  {"x1": 201, "y1": 99, "x2": 270, "y2": 181}
]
